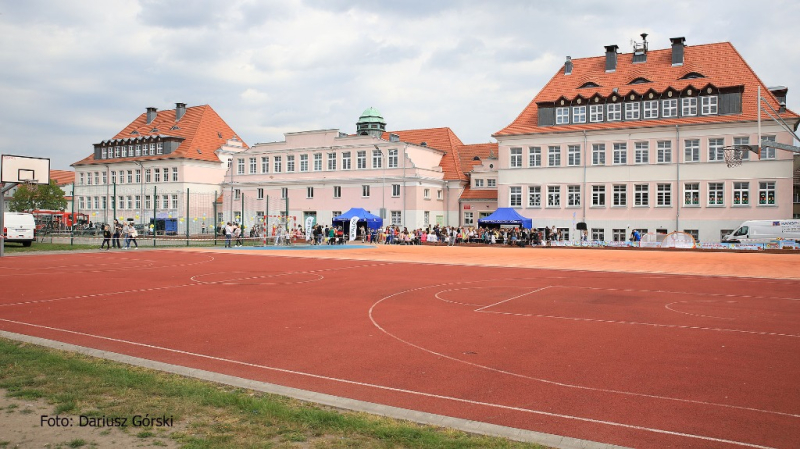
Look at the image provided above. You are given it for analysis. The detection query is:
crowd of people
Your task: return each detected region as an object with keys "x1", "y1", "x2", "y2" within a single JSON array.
[{"x1": 99, "y1": 219, "x2": 139, "y2": 250}]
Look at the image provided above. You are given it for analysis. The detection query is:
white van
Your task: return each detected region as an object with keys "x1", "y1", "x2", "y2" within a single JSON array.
[
  {"x1": 723, "y1": 220, "x2": 800, "y2": 244},
  {"x1": 3, "y1": 212, "x2": 36, "y2": 247}
]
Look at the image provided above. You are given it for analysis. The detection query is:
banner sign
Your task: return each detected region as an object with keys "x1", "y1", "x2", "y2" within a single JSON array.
[
  {"x1": 349, "y1": 217, "x2": 359, "y2": 241},
  {"x1": 305, "y1": 216, "x2": 314, "y2": 241}
]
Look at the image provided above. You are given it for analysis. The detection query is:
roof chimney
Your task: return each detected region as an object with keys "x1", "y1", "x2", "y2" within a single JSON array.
[
  {"x1": 670, "y1": 37, "x2": 686, "y2": 66},
  {"x1": 564, "y1": 56, "x2": 573, "y2": 75},
  {"x1": 604, "y1": 45, "x2": 618, "y2": 72},
  {"x1": 175, "y1": 103, "x2": 186, "y2": 121},
  {"x1": 146, "y1": 107, "x2": 158, "y2": 124}
]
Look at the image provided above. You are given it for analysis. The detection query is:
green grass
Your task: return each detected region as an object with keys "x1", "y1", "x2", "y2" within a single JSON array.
[
  {"x1": 0, "y1": 338, "x2": 547, "y2": 449},
  {"x1": 2, "y1": 242, "x2": 97, "y2": 253}
]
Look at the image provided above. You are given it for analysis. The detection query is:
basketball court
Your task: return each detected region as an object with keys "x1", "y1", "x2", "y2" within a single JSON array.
[{"x1": 0, "y1": 245, "x2": 797, "y2": 449}]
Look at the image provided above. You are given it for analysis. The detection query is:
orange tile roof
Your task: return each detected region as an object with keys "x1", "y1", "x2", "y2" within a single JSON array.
[
  {"x1": 73, "y1": 105, "x2": 247, "y2": 166},
  {"x1": 455, "y1": 142, "x2": 498, "y2": 176},
  {"x1": 382, "y1": 128, "x2": 466, "y2": 180},
  {"x1": 49, "y1": 169, "x2": 74, "y2": 186},
  {"x1": 495, "y1": 42, "x2": 799, "y2": 136},
  {"x1": 460, "y1": 186, "x2": 498, "y2": 200}
]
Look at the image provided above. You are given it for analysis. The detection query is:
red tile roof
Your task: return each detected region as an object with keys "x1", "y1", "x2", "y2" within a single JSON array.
[
  {"x1": 49, "y1": 169, "x2": 74, "y2": 186},
  {"x1": 382, "y1": 128, "x2": 466, "y2": 180},
  {"x1": 460, "y1": 186, "x2": 498, "y2": 200},
  {"x1": 73, "y1": 105, "x2": 247, "y2": 166},
  {"x1": 455, "y1": 142, "x2": 498, "y2": 176},
  {"x1": 495, "y1": 42, "x2": 799, "y2": 136}
]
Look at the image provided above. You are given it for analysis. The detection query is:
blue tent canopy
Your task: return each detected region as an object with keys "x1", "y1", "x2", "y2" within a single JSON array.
[
  {"x1": 332, "y1": 208, "x2": 383, "y2": 230},
  {"x1": 477, "y1": 208, "x2": 533, "y2": 229}
]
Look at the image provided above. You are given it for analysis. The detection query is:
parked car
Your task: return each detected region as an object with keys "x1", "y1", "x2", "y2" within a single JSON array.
[{"x1": 4, "y1": 212, "x2": 36, "y2": 246}]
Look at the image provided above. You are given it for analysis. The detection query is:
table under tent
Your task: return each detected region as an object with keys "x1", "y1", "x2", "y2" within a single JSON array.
[
  {"x1": 477, "y1": 207, "x2": 533, "y2": 229},
  {"x1": 332, "y1": 208, "x2": 383, "y2": 240}
]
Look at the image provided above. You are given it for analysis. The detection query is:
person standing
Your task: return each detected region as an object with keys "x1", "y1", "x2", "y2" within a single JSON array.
[
  {"x1": 127, "y1": 224, "x2": 139, "y2": 249},
  {"x1": 224, "y1": 222, "x2": 233, "y2": 248},
  {"x1": 234, "y1": 224, "x2": 242, "y2": 247},
  {"x1": 112, "y1": 219, "x2": 122, "y2": 249},
  {"x1": 100, "y1": 225, "x2": 111, "y2": 250}
]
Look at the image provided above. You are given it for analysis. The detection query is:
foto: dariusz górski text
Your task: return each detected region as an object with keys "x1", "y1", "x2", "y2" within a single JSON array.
[{"x1": 40, "y1": 414, "x2": 173, "y2": 427}]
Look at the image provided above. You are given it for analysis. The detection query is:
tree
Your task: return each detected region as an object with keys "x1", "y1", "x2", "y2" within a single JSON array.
[{"x1": 9, "y1": 180, "x2": 67, "y2": 212}]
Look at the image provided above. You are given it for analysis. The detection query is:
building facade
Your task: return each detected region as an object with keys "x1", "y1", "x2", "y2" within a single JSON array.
[
  {"x1": 222, "y1": 108, "x2": 477, "y2": 232},
  {"x1": 72, "y1": 103, "x2": 248, "y2": 231},
  {"x1": 494, "y1": 37, "x2": 799, "y2": 243}
]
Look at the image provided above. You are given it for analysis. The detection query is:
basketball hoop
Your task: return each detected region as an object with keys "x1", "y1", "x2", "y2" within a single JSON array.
[{"x1": 723, "y1": 147, "x2": 745, "y2": 168}]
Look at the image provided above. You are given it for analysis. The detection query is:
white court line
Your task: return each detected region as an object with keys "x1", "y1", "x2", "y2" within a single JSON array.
[
  {"x1": 665, "y1": 300, "x2": 736, "y2": 320},
  {"x1": 474, "y1": 287, "x2": 550, "y2": 312},
  {"x1": 0, "y1": 317, "x2": 779, "y2": 449},
  {"x1": 368, "y1": 278, "x2": 800, "y2": 420}
]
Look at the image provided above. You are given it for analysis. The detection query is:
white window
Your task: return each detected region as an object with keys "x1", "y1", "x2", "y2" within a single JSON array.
[
  {"x1": 556, "y1": 107, "x2": 569, "y2": 124},
  {"x1": 657, "y1": 183, "x2": 671, "y2": 206},
  {"x1": 529, "y1": 147, "x2": 541, "y2": 167},
  {"x1": 145, "y1": 195, "x2": 150, "y2": 210},
  {"x1": 547, "y1": 185, "x2": 560, "y2": 207},
  {"x1": 170, "y1": 194, "x2": 177, "y2": 209},
  {"x1": 153, "y1": 168, "x2": 161, "y2": 183},
  {"x1": 487, "y1": 179, "x2": 496, "y2": 187},
  {"x1": 119, "y1": 170, "x2": 125, "y2": 183},
  {"x1": 424, "y1": 211, "x2": 430, "y2": 225},
  {"x1": 607, "y1": 103, "x2": 621, "y2": 121},
  {"x1": 567, "y1": 145, "x2": 581, "y2": 166},
  {"x1": 102, "y1": 172, "x2": 107, "y2": 184},
  {"x1": 613, "y1": 143, "x2": 627, "y2": 164},
  {"x1": 307, "y1": 187, "x2": 314, "y2": 198},
  {"x1": 662, "y1": 98, "x2": 678, "y2": 117},
  {"x1": 657, "y1": 141, "x2": 672, "y2": 163},
  {"x1": 682, "y1": 97, "x2": 697, "y2": 116},
  {"x1": 510, "y1": 186, "x2": 522, "y2": 207},
  {"x1": 94, "y1": 197, "x2": 99, "y2": 209},
  {"x1": 262, "y1": 157, "x2": 269, "y2": 173},
  {"x1": 118, "y1": 146, "x2": 124, "y2": 157},
  {"x1": 634, "y1": 142, "x2": 649, "y2": 164},
  {"x1": 684, "y1": 139, "x2": 700, "y2": 162},
  {"x1": 643, "y1": 100, "x2": 658, "y2": 119},
  {"x1": 463, "y1": 211, "x2": 474, "y2": 226},
  {"x1": 357, "y1": 151, "x2": 367, "y2": 169},
  {"x1": 733, "y1": 182, "x2": 749, "y2": 205},
  {"x1": 475, "y1": 179, "x2": 484, "y2": 187},
  {"x1": 233, "y1": 189, "x2": 240, "y2": 200},
  {"x1": 79, "y1": 197, "x2": 85, "y2": 209},
  {"x1": 388, "y1": 149, "x2": 398, "y2": 168},
  {"x1": 79, "y1": 172, "x2": 85, "y2": 185},
  {"x1": 135, "y1": 145, "x2": 141, "y2": 156},
  {"x1": 612, "y1": 229, "x2": 627, "y2": 242},
  {"x1": 634, "y1": 184, "x2": 649, "y2": 206},
  {"x1": 156, "y1": 143, "x2": 163, "y2": 154},
  {"x1": 391, "y1": 211, "x2": 402, "y2": 225},
  {"x1": 162, "y1": 194, "x2": 169, "y2": 209},
  {"x1": 759, "y1": 181, "x2": 776, "y2": 205},
  {"x1": 733, "y1": 136, "x2": 750, "y2": 161},
  {"x1": 592, "y1": 144, "x2": 605, "y2": 165},
  {"x1": 135, "y1": 169, "x2": 141, "y2": 183},
  {"x1": 589, "y1": 104, "x2": 603, "y2": 122},
  {"x1": 701, "y1": 96, "x2": 718, "y2": 115},
  {"x1": 313, "y1": 153, "x2": 322, "y2": 171},
  {"x1": 362, "y1": 185, "x2": 370, "y2": 197},
  {"x1": 437, "y1": 190, "x2": 443, "y2": 200},
  {"x1": 145, "y1": 169, "x2": 150, "y2": 183},
  {"x1": 299, "y1": 154, "x2": 308, "y2": 172},
  {"x1": 592, "y1": 185, "x2": 605, "y2": 206},
  {"x1": 762, "y1": 135, "x2": 776, "y2": 159},
  {"x1": 572, "y1": 106, "x2": 586, "y2": 123},
  {"x1": 237, "y1": 158, "x2": 245, "y2": 175},
  {"x1": 392, "y1": 184, "x2": 400, "y2": 197},
  {"x1": 127, "y1": 170, "x2": 133, "y2": 183},
  {"x1": 709, "y1": 138, "x2": 725, "y2": 162},
  {"x1": 149, "y1": 143, "x2": 156, "y2": 155},
  {"x1": 613, "y1": 184, "x2": 627, "y2": 207},
  {"x1": 327, "y1": 153, "x2": 336, "y2": 171},
  {"x1": 372, "y1": 149, "x2": 382, "y2": 168},
  {"x1": 333, "y1": 186, "x2": 341, "y2": 198},
  {"x1": 281, "y1": 187, "x2": 287, "y2": 199},
  {"x1": 708, "y1": 182, "x2": 724, "y2": 206},
  {"x1": 510, "y1": 147, "x2": 522, "y2": 168},
  {"x1": 257, "y1": 188, "x2": 264, "y2": 199},
  {"x1": 567, "y1": 185, "x2": 581, "y2": 207},
  {"x1": 287, "y1": 155, "x2": 296, "y2": 172},
  {"x1": 101, "y1": 148, "x2": 107, "y2": 159},
  {"x1": 250, "y1": 158, "x2": 257, "y2": 175},
  {"x1": 87, "y1": 172, "x2": 93, "y2": 185},
  {"x1": 624, "y1": 102, "x2": 640, "y2": 120},
  {"x1": 424, "y1": 188, "x2": 430, "y2": 199},
  {"x1": 274, "y1": 156, "x2": 282, "y2": 173},
  {"x1": 592, "y1": 228, "x2": 605, "y2": 241},
  {"x1": 342, "y1": 152, "x2": 351, "y2": 170},
  {"x1": 684, "y1": 183, "x2": 700, "y2": 206},
  {"x1": 548, "y1": 146, "x2": 561, "y2": 166},
  {"x1": 528, "y1": 186, "x2": 541, "y2": 207}
]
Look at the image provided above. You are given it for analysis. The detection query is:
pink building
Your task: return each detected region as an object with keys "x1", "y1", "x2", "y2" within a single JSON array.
[{"x1": 494, "y1": 36, "x2": 800, "y2": 243}]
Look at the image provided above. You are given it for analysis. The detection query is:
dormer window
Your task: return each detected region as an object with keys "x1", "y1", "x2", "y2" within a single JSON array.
[
  {"x1": 701, "y1": 96, "x2": 718, "y2": 115},
  {"x1": 629, "y1": 77, "x2": 651, "y2": 85},
  {"x1": 680, "y1": 72, "x2": 705, "y2": 80},
  {"x1": 151, "y1": 128, "x2": 158, "y2": 133},
  {"x1": 130, "y1": 130, "x2": 139, "y2": 135},
  {"x1": 555, "y1": 107, "x2": 569, "y2": 124},
  {"x1": 573, "y1": 105, "x2": 586, "y2": 123},
  {"x1": 579, "y1": 81, "x2": 600, "y2": 89}
]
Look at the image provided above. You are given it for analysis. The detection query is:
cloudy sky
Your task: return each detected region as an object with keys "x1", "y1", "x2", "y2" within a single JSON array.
[{"x1": 1, "y1": 0, "x2": 798, "y2": 170}]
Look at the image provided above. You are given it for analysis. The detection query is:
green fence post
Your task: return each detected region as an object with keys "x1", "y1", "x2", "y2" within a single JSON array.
[
  {"x1": 186, "y1": 187, "x2": 190, "y2": 247},
  {"x1": 213, "y1": 190, "x2": 217, "y2": 246},
  {"x1": 152, "y1": 185, "x2": 157, "y2": 247}
]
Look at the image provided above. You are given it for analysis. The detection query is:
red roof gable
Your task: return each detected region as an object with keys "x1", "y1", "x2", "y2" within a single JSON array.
[
  {"x1": 495, "y1": 42, "x2": 799, "y2": 136},
  {"x1": 460, "y1": 186, "x2": 498, "y2": 200},
  {"x1": 455, "y1": 142, "x2": 498, "y2": 176},
  {"x1": 73, "y1": 104, "x2": 248, "y2": 166},
  {"x1": 382, "y1": 128, "x2": 466, "y2": 180},
  {"x1": 49, "y1": 169, "x2": 74, "y2": 186}
]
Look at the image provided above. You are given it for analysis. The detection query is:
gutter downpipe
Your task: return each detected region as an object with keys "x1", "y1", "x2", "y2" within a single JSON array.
[
  {"x1": 402, "y1": 144, "x2": 407, "y2": 228},
  {"x1": 676, "y1": 124, "x2": 680, "y2": 233},
  {"x1": 582, "y1": 130, "x2": 588, "y2": 223}
]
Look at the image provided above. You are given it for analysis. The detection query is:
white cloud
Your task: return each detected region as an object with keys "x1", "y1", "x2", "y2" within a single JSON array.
[{"x1": 0, "y1": 0, "x2": 798, "y2": 170}]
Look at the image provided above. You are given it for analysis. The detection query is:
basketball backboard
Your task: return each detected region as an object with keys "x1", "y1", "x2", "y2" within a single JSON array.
[{"x1": 1, "y1": 154, "x2": 50, "y2": 184}]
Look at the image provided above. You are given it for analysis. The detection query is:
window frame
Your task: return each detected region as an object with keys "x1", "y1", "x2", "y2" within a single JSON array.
[
  {"x1": 510, "y1": 186, "x2": 522, "y2": 207},
  {"x1": 548, "y1": 146, "x2": 561, "y2": 167},
  {"x1": 643, "y1": 100, "x2": 658, "y2": 119},
  {"x1": 528, "y1": 186, "x2": 541, "y2": 207},
  {"x1": 684, "y1": 183, "x2": 700, "y2": 206},
  {"x1": 701, "y1": 96, "x2": 718, "y2": 115},
  {"x1": 555, "y1": 107, "x2": 570, "y2": 124},
  {"x1": 758, "y1": 181, "x2": 776, "y2": 205},
  {"x1": 662, "y1": 98, "x2": 678, "y2": 118},
  {"x1": 592, "y1": 143, "x2": 605, "y2": 165},
  {"x1": 567, "y1": 145, "x2": 581, "y2": 166},
  {"x1": 547, "y1": 185, "x2": 561, "y2": 207},
  {"x1": 572, "y1": 105, "x2": 586, "y2": 123},
  {"x1": 592, "y1": 185, "x2": 606, "y2": 207},
  {"x1": 510, "y1": 147, "x2": 522, "y2": 168},
  {"x1": 613, "y1": 184, "x2": 627, "y2": 207},
  {"x1": 732, "y1": 181, "x2": 749, "y2": 206},
  {"x1": 634, "y1": 141, "x2": 649, "y2": 164},
  {"x1": 613, "y1": 143, "x2": 627, "y2": 165},
  {"x1": 656, "y1": 183, "x2": 672, "y2": 207},
  {"x1": 589, "y1": 104, "x2": 603, "y2": 122},
  {"x1": 684, "y1": 139, "x2": 700, "y2": 163},
  {"x1": 607, "y1": 103, "x2": 622, "y2": 121},
  {"x1": 657, "y1": 141, "x2": 672, "y2": 163},
  {"x1": 624, "y1": 102, "x2": 640, "y2": 120},
  {"x1": 529, "y1": 147, "x2": 541, "y2": 167},
  {"x1": 682, "y1": 97, "x2": 697, "y2": 116},
  {"x1": 634, "y1": 184, "x2": 649, "y2": 207}
]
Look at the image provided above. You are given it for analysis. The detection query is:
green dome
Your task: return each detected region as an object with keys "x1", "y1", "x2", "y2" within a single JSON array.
[{"x1": 358, "y1": 107, "x2": 385, "y2": 124}]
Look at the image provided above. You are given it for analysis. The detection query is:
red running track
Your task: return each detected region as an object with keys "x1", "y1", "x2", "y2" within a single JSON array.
[{"x1": 0, "y1": 250, "x2": 798, "y2": 448}]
